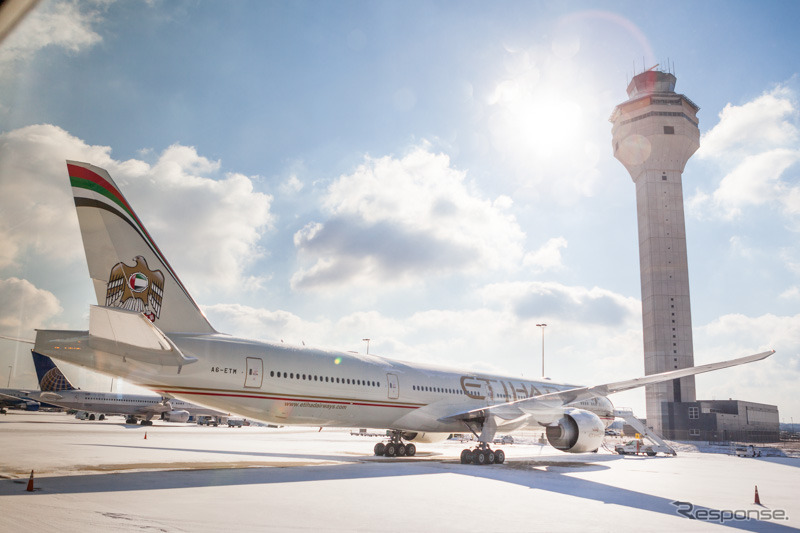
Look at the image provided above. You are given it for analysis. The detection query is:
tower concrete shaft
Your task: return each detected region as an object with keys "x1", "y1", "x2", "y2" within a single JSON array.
[{"x1": 610, "y1": 69, "x2": 699, "y2": 438}]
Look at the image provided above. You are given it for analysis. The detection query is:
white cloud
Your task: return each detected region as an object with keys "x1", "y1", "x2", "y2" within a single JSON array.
[
  {"x1": 103, "y1": 145, "x2": 276, "y2": 296},
  {"x1": 480, "y1": 280, "x2": 640, "y2": 328},
  {"x1": 0, "y1": 0, "x2": 105, "y2": 74},
  {"x1": 523, "y1": 237, "x2": 568, "y2": 272},
  {"x1": 710, "y1": 149, "x2": 800, "y2": 220},
  {"x1": 0, "y1": 124, "x2": 115, "y2": 269},
  {"x1": 690, "y1": 84, "x2": 800, "y2": 222},
  {"x1": 697, "y1": 85, "x2": 798, "y2": 159},
  {"x1": 291, "y1": 145, "x2": 526, "y2": 290},
  {"x1": 280, "y1": 174, "x2": 304, "y2": 195},
  {"x1": 779, "y1": 286, "x2": 800, "y2": 300},
  {"x1": 0, "y1": 277, "x2": 62, "y2": 337},
  {"x1": 0, "y1": 124, "x2": 275, "y2": 297},
  {"x1": 693, "y1": 313, "x2": 800, "y2": 419}
]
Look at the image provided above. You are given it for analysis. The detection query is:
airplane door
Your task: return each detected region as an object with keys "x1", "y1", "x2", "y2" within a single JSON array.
[
  {"x1": 245, "y1": 357, "x2": 263, "y2": 388},
  {"x1": 386, "y1": 373, "x2": 399, "y2": 400}
]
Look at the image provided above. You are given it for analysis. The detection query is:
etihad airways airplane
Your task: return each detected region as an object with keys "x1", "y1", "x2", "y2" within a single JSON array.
[
  {"x1": 32, "y1": 161, "x2": 773, "y2": 465},
  {"x1": 22, "y1": 351, "x2": 228, "y2": 424}
]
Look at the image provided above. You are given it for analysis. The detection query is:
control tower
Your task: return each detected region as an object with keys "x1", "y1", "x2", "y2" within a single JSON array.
[{"x1": 609, "y1": 68, "x2": 700, "y2": 438}]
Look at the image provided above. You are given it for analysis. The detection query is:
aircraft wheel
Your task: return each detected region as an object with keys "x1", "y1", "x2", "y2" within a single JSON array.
[
  {"x1": 486, "y1": 451, "x2": 495, "y2": 464},
  {"x1": 396, "y1": 444, "x2": 406, "y2": 457},
  {"x1": 384, "y1": 443, "x2": 397, "y2": 457},
  {"x1": 99, "y1": 414, "x2": 105, "y2": 421},
  {"x1": 374, "y1": 442, "x2": 386, "y2": 456},
  {"x1": 494, "y1": 449, "x2": 505, "y2": 464},
  {"x1": 405, "y1": 443, "x2": 416, "y2": 457},
  {"x1": 460, "y1": 449, "x2": 473, "y2": 464},
  {"x1": 474, "y1": 450, "x2": 487, "y2": 465},
  {"x1": 88, "y1": 413, "x2": 95, "y2": 420}
]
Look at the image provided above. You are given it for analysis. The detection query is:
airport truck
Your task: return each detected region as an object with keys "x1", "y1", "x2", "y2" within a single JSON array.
[
  {"x1": 197, "y1": 415, "x2": 228, "y2": 426},
  {"x1": 614, "y1": 438, "x2": 657, "y2": 456}
]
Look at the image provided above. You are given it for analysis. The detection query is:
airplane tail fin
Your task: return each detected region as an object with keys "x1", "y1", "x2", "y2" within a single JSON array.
[
  {"x1": 67, "y1": 161, "x2": 215, "y2": 334},
  {"x1": 31, "y1": 351, "x2": 77, "y2": 391}
]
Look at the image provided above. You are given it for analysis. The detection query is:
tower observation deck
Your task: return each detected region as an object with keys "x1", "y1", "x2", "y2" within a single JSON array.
[{"x1": 609, "y1": 68, "x2": 700, "y2": 438}]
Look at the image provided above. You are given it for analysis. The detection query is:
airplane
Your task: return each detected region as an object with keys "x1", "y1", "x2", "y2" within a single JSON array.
[
  {"x1": 31, "y1": 161, "x2": 773, "y2": 464},
  {"x1": 0, "y1": 388, "x2": 40, "y2": 413},
  {"x1": 21, "y1": 350, "x2": 229, "y2": 425}
]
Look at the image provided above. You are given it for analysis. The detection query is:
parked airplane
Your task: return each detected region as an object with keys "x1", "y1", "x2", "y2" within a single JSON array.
[
  {"x1": 32, "y1": 161, "x2": 773, "y2": 464},
  {"x1": 17, "y1": 350, "x2": 228, "y2": 424},
  {"x1": 0, "y1": 389, "x2": 40, "y2": 413}
]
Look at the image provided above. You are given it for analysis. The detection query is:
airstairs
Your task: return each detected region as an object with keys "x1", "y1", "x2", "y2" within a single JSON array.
[{"x1": 614, "y1": 408, "x2": 677, "y2": 456}]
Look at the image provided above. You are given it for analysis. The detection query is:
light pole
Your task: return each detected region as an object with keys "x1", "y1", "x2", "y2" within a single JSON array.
[
  {"x1": 362, "y1": 338, "x2": 370, "y2": 355},
  {"x1": 7, "y1": 365, "x2": 11, "y2": 388},
  {"x1": 536, "y1": 324, "x2": 547, "y2": 376}
]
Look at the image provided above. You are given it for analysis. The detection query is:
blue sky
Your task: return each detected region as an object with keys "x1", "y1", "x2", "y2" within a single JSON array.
[{"x1": 1, "y1": 0, "x2": 798, "y2": 423}]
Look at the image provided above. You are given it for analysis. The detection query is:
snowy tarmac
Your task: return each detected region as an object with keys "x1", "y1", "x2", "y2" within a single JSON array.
[{"x1": 1, "y1": 412, "x2": 798, "y2": 532}]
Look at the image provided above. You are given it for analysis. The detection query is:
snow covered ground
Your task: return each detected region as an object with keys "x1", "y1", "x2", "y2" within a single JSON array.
[{"x1": 1, "y1": 412, "x2": 798, "y2": 532}]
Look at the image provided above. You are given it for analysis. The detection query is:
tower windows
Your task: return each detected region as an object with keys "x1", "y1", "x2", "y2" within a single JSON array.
[{"x1": 663, "y1": 126, "x2": 675, "y2": 134}]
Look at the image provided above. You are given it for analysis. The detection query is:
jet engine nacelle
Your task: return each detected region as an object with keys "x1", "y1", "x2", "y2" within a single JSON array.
[
  {"x1": 163, "y1": 409, "x2": 190, "y2": 423},
  {"x1": 23, "y1": 401, "x2": 40, "y2": 411},
  {"x1": 401, "y1": 432, "x2": 449, "y2": 443},
  {"x1": 545, "y1": 408, "x2": 605, "y2": 453}
]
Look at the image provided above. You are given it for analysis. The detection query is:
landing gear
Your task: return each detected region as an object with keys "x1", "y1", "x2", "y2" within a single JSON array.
[
  {"x1": 460, "y1": 442, "x2": 505, "y2": 465},
  {"x1": 461, "y1": 442, "x2": 506, "y2": 465},
  {"x1": 374, "y1": 430, "x2": 416, "y2": 457}
]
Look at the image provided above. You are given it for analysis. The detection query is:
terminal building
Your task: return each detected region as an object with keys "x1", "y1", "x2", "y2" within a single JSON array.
[
  {"x1": 609, "y1": 67, "x2": 779, "y2": 442},
  {"x1": 663, "y1": 400, "x2": 780, "y2": 442}
]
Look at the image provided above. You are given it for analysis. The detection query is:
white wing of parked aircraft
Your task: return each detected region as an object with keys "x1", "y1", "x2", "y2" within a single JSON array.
[{"x1": 32, "y1": 161, "x2": 774, "y2": 464}]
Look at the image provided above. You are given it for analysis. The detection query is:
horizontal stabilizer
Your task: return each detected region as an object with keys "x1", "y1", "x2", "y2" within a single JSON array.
[{"x1": 89, "y1": 306, "x2": 197, "y2": 367}]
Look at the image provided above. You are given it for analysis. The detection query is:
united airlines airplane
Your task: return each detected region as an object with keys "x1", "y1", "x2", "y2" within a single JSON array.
[
  {"x1": 32, "y1": 161, "x2": 773, "y2": 465},
  {"x1": 25, "y1": 351, "x2": 227, "y2": 424}
]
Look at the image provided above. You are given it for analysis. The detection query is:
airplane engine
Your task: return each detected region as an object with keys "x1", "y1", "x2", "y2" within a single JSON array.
[
  {"x1": 545, "y1": 408, "x2": 605, "y2": 453},
  {"x1": 23, "y1": 401, "x2": 40, "y2": 411},
  {"x1": 401, "y1": 432, "x2": 449, "y2": 443},
  {"x1": 163, "y1": 410, "x2": 190, "y2": 423}
]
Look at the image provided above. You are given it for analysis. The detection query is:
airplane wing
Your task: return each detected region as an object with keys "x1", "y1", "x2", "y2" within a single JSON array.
[
  {"x1": 0, "y1": 390, "x2": 34, "y2": 402},
  {"x1": 439, "y1": 350, "x2": 774, "y2": 424}
]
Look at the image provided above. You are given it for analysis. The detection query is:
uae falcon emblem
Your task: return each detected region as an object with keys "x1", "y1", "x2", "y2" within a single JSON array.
[{"x1": 106, "y1": 256, "x2": 165, "y2": 322}]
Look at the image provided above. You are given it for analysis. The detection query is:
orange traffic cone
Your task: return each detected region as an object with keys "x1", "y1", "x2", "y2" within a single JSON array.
[
  {"x1": 144, "y1": 431, "x2": 147, "y2": 440},
  {"x1": 26, "y1": 470, "x2": 34, "y2": 492},
  {"x1": 754, "y1": 485, "x2": 761, "y2": 505}
]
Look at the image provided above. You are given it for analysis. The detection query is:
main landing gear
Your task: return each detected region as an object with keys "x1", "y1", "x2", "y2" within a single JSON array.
[
  {"x1": 373, "y1": 430, "x2": 417, "y2": 457},
  {"x1": 460, "y1": 442, "x2": 505, "y2": 465}
]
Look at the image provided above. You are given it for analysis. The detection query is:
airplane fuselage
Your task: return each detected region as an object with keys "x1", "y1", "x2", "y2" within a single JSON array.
[{"x1": 37, "y1": 330, "x2": 615, "y2": 435}]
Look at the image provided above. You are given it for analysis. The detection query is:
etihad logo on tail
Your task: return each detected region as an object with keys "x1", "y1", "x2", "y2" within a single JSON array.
[{"x1": 106, "y1": 256, "x2": 164, "y2": 322}]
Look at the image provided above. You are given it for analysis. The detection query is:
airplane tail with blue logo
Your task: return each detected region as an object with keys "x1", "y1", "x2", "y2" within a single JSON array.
[
  {"x1": 31, "y1": 351, "x2": 77, "y2": 392},
  {"x1": 67, "y1": 161, "x2": 215, "y2": 334}
]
